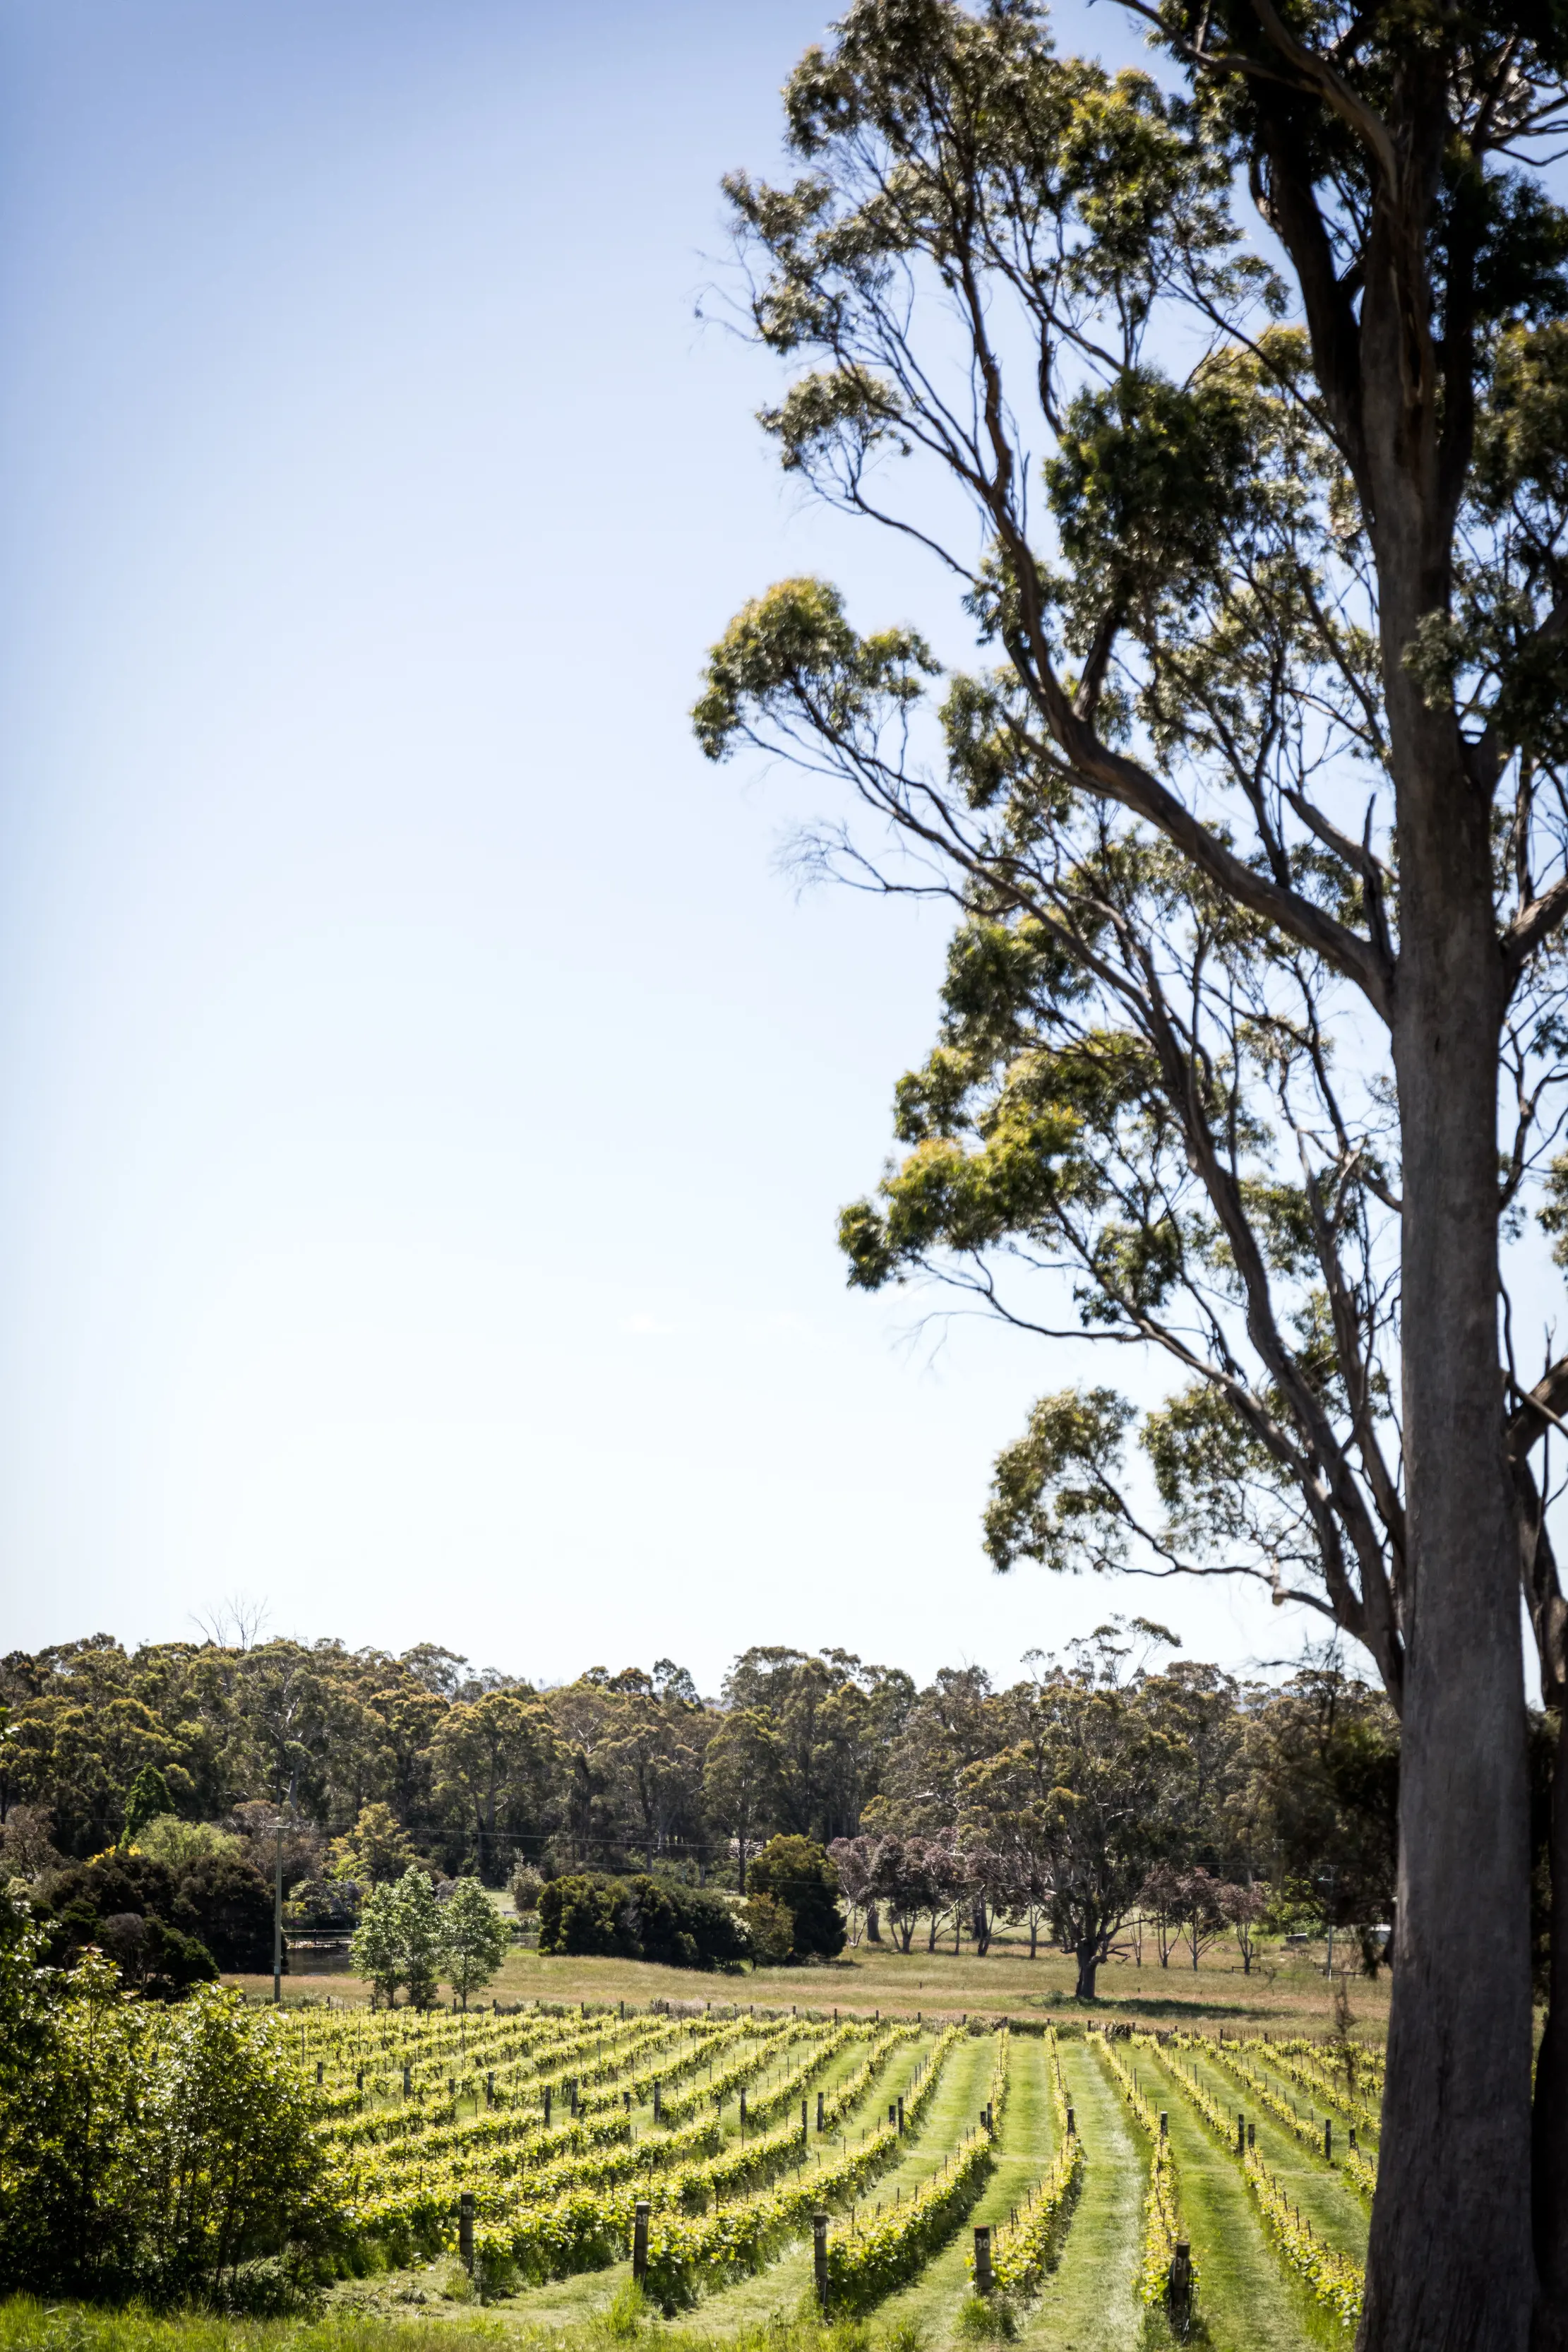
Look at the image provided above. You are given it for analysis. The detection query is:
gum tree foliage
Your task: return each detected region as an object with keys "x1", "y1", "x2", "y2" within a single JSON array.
[
  {"x1": 693, "y1": 2, "x2": 1568, "y2": 2341},
  {"x1": 955, "y1": 1622, "x2": 1185, "y2": 1993}
]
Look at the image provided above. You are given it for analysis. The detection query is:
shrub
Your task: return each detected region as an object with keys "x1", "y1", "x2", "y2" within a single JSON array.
[
  {"x1": 0, "y1": 1962, "x2": 329, "y2": 2305},
  {"x1": 537, "y1": 1873, "x2": 750, "y2": 1969},
  {"x1": 741, "y1": 1890, "x2": 794, "y2": 1964},
  {"x1": 33, "y1": 1856, "x2": 221, "y2": 1996},
  {"x1": 33, "y1": 1842, "x2": 273, "y2": 1984},
  {"x1": 747, "y1": 1836, "x2": 845, "y2": 1959}
]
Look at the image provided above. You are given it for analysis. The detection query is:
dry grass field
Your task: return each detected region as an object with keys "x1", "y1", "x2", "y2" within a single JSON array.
[{"x1": 225, "y1": 1921, "x2": 1389, "y2": 2042}]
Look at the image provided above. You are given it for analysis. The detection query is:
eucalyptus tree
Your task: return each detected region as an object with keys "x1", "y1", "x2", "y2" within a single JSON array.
[{"x1": 695, "y1": 2, "x2": 1568, "y2": 2340}]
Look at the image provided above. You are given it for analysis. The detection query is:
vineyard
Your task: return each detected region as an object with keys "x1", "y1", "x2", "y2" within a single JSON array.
[{"x1": 258, "y1": 1994, "x2": 1383, "y2": 2344}]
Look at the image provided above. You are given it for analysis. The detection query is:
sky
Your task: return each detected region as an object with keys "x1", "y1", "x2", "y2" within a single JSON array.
[{"x1": 0, "y1": 0, "x2": 1326, "y2": 1695}]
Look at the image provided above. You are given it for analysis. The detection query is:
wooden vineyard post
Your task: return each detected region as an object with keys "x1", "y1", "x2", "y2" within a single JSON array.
[
  {"x1": 1324, "y1": 2119, "x2": 1333, "y2": 2161},
  {"x1": 897, "y1": 2095, "x2": 905, "y2": 2135},
  {"x1": 1160, "y1": 2111, "x2": 1168, "y2": 2139},
  {"x1": 813, "y1": 2212, "x2": 829, "y2": 2313},
  {"x1": 1065, "y1": 2107, "x2": 1075, "y2": 2137},
  {"x1": 817, "y1": 2090, "x2": 825, "y2": 2132},
  {"x1": 974, "y1": 2226, "x2": 994, "y2": 2297},
  {"x1": 1169, "y1": 2240, "x2": 1193, "y2": 2329},
  {"x1": 1236, "y1": 2112, "x2": 1246, "y2": 2154},
  {"x1": 633, "y1": 2201, "x2": 650, "y2": 2286},
  {"x1": 544, "y1": 2085, "x2": 551, "y2": 2127},
  {"x1": 460, "y1": 2192, "x2": 474, "y2": 2276}
]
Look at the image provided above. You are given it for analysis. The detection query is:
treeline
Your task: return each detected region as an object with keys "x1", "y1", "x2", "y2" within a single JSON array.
[{"x1": 0, "y1": 1621, "x2": 1398, "y2": 1993}]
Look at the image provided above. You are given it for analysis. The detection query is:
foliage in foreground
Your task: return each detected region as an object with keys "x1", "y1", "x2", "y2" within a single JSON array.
[{"x1": 0, "y1": 1902, "x2": 329, "y2": 2308}]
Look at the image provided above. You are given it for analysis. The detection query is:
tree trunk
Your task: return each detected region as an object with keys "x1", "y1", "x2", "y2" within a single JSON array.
[
  {"x1": 1359, "y1": 715, "x2": 1533, "y2": 2352},
  {"x1": 866, "y1": 1901, "x2": 882, "y2": 1944},
  {"x1": 1075, "y1": 1942, "x2": 1098, "y2": 2000},
  {"x1": 1533, "y1": 1699, "x2": 1568, "y2": 2350}
]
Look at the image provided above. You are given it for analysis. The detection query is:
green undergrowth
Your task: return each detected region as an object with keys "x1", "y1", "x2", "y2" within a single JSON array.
[{"x1": 0, "y1": 2300, "x2": 926, "y2": 2352}]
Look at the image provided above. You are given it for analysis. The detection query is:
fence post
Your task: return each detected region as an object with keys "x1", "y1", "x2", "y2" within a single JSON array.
[
  {"x1": 974, "y1": 2225, "x2": 994, "y2": 2296},
  {"x1": 1324, "y1": 2119, "x2": 1333, "y2": 2161},
  {"x1": 897, "y1": 2096, "x2": 905, "y2": 2135},
  {"x1": 544, "y1": 2084, "x2": 551, "y2": 2127},
  {"x1": 1065, "y1": 2107, "x2": 1075, "y2": 2137},
  {"x1": 633, "y1": 2200, "x2": 650, "y2": 2286},
  {"x1": 1237, "y1": 2112, "x2": 1246, "y2": 2154},
  {"x1": 1169, "y1": 2240, "x2": 1192, "y2": 2327},
  {"x1": 1159, "y1": 2111, "x2": 1168, "y2": 2139},
  {"x1": 402, "y1": 2064, "x2": 411, "y2": 2096},
  {"x1": 813, "y1": 2213, "x2": 829, "y2": 2313},
  {"x1": 460, "y1": 2191, "x2": 474, "y2": 2275}
]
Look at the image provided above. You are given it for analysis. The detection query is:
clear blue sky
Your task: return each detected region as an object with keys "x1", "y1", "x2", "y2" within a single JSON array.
[{"x1": 0, "y1": 0, "x2": 1306, "y2": 1691}]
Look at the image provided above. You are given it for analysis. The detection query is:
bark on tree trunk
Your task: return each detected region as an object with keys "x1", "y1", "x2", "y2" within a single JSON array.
[
  {"x1": 1359, "y1": 760, "x2": 1533, "y2": 2352},
  {"x1": 1533, "y1": 1699, "x2": 1568, "y2": 2351},
  {"x1": 1075, "y1": 1944, "x2": 1098, "y2": 2000}
]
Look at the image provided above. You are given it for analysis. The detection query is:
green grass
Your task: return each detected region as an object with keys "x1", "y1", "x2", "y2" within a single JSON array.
[
  {"x1": 0, "y1": 2301, "x2": 921, "y2": 2352},
  {"x1": 1177, "y1": 2046, "x2": 1369, "y2": 2267},
  {"x1": 991, "y1": 2035, "x2": 1142, "y2": 2352},
  {"x1": 872, "y1": 2034, "x2": 1058, "y2": 2344},
  {"x1": 675, "y1": 2038, "x2": 945, "y2": 2338},
  {"x1": 1143, "y1": 2048, "x2": 1327, "y2": 2352}
]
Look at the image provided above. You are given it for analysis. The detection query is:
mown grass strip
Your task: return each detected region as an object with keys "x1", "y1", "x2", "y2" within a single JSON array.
[
  {"x1": 1003, "y1": 2036, "x2": 1141, "y2": 2352},
  {"x1": 1151, "y1": 2043, "x2": 1360, "y2": 2336},
  {"x1": 1137, "y1": 2049, "x2": 1319, "y2": 2352},
  {"x1": 1173, "y1": 2043, "x2": 1369, "y2": 2267}
]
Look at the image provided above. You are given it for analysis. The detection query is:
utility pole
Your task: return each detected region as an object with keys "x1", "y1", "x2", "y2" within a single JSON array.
[{"x1": 273, "y1": 1817, "x2": 285, "y2": 2005}]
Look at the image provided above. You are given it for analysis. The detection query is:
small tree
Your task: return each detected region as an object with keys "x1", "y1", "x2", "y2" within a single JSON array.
[
  {"x1": 141, "y1": 1986, "x2": 327, "y2": 2303},
  {"x1": 393, "y1": 1868, "x2": 443, "y2": 2009},
  {"x1": 747, "y1": 1835, "x2": 846, "y2": 1959},
  {"x1": 1221, "y1": 1882, "x2": 1269, "y2": 1978},
  {"x1": 825, "y1": 1834, "x2": 875, "y2": 1944},
  {"x1": 440, "y1": 1878, "x2": 510, "y2": 2010},
  {"x1": 349, "y1": 1880, "x2": 405, "y2": 2008},
  {"x1": 1137, "y1": 1865, "x2": 1183, "y2": 1971},
  {"x1": 1174, "y1": 1868, "x2": 1230, "y2": 1972}
]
